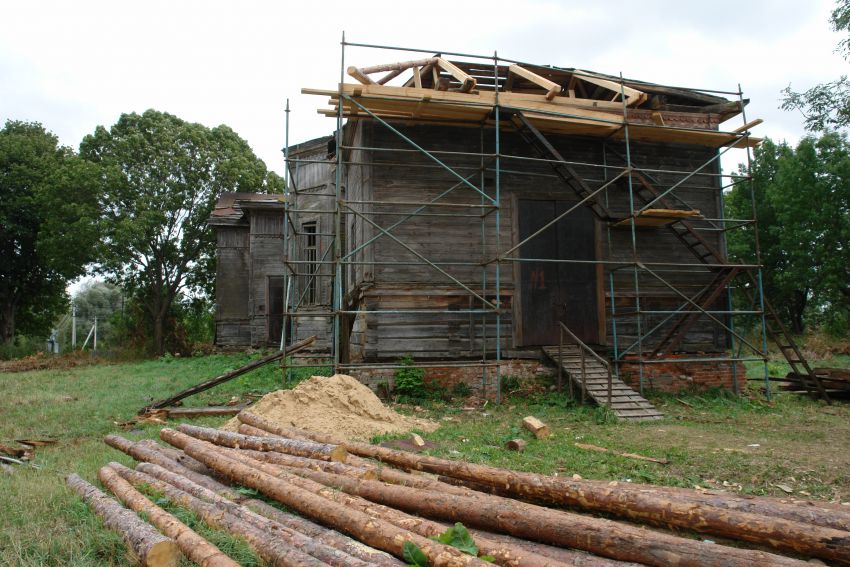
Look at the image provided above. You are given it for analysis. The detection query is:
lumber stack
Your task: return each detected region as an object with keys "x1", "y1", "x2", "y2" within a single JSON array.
[{"x1": 68, "y1": 412, "x2": 850, "y2": 566}]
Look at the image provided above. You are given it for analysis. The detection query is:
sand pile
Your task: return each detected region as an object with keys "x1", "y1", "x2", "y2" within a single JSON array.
[{"x1": 222, "y1": 374, "x2": 436, "y2": 441}]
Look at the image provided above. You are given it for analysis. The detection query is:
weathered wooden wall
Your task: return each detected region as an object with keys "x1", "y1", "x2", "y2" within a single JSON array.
[
  {"x1": 224, "y1": 120, "x2": 728, "y2": 359},
  {"x1": 215, "y1": 226, "x2": 251, "y2": 347},
  {"x1": 343, "y1": 122, "x2": 726, "y2": 360}
]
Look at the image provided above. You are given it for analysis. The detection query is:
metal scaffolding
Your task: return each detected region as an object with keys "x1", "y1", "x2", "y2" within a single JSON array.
[{"x1": 275, "y1": 35, "x2": 808, "y2": 404}]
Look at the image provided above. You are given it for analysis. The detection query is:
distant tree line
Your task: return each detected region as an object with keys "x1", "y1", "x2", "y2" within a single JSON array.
[{"x1": 1, "y1": 110, "x2": 283, "y2": 357}]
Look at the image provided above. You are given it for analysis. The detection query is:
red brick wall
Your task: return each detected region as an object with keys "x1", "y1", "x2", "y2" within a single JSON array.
[
  {"x1": 350, "y1": 360, "x2": 553, "y2": 401},
  {"x1": 618, "y1": 354, "x2": 745, "y2": 393}
]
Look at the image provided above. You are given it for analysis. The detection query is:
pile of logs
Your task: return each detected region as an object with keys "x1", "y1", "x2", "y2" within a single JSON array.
[{"x1": 67, "y1": 411, "x2": 850, "y2": 566}]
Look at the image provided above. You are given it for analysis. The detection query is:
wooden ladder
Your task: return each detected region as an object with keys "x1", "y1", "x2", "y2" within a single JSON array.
[
  {"x1": 509, "y1": 110, "x2": 827, "y2": 401},
  {"x1": 507, "y1": 110, "x2": 613, "y2": 221}
]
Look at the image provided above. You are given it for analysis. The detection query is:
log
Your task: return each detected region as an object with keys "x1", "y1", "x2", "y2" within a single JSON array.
[
  {"x1": 137, "y1": 440, "x2": 212, "y2": 475},
  {"x1": 97, "y1": 466, "x2": 238, "y2": 567},
  {"x1": 410, "y1": 433, "x2": 426, "y2": 448},
  {"x1": 472, "y1": 529, "x2": 641, "y2": 567},
  {"x1": 139, "y1": 336, "x2": 315, "y2": 413},
  {"x1": 506, "y1": 439, "x2": 527, "y2": 452},
  {"x1": 135, "y1": 462, "x2": 404, "y2": 567},
  {"x1": 164, "y1": 434, "x2": 566, "y2": 567},
  {"x1": 176, "y1": 424, "x2": 347, "y2": 462},
  {"x1": 65, "y1": 473, "x2": 179, "y2": 567},
  {"x1": 256, "y1": 425, "x2": 850, "y2": 562},
  {"x1": 232, "y1": 446, "x2": 377, "y2": 480},
  {"x1": 361, "y1": 57, "x2": 437, "y2": 75},
  {"x1": 274, "y1": 467, "x2": 813, "y2": 567},
  {"x1": 161, "y1": 429, "x2": 491, "y2": 566},
  {"x1": 347, "y1": 66, "x2": 376, "y2": 85},
  {"x1": 521, "y1": 416, "x2": 550, "y2": 439},
  {"x1": 109, "y1": 462, "x2": 346, "y2": 567},
  {"x1": 104, "y1": 435, "x2": 241, "y2": 500},
  {"x1": 237, "y1": 420, "x2": 477, "y2": 497}
]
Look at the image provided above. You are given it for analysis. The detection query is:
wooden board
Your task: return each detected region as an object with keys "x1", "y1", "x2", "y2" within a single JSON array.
[{"x1": 613, "y1": 208, "x2": 702, "y2": 228}]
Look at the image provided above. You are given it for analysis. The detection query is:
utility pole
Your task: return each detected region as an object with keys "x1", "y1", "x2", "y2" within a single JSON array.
[
  {"x1": 71, "y1": 303, "x2": 77, "y2": 349},
  {"x1": 93, "y1": 317, "x2": 97, "y2": 354}
]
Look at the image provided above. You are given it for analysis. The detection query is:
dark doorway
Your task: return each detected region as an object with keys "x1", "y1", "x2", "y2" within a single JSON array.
[
  {"x1": 516, "y1": 199, "x2": 598, "y2": 346},
  {"x1": 268, "y1": 276, "x2": 287, "y2": 346}
]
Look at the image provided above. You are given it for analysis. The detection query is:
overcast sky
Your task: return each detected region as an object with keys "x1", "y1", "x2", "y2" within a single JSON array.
[{"x1": 2, "y1": 0, "x2": 846, "y2": 177}]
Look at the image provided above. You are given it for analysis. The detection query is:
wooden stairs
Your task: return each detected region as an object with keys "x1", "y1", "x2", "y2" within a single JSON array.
[{"x1": 542, "y1": 346, "x2": 663, "y2": 422}]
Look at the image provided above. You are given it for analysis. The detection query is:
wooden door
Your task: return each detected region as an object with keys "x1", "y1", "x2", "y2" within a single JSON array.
[{"x1": 516, "y1": 199, "x2": 598, "y2": 346}]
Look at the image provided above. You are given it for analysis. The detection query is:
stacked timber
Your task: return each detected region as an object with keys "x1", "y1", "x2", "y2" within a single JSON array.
[{"x1": 68, "y1": 411, "x2": 850, "y2": 566}]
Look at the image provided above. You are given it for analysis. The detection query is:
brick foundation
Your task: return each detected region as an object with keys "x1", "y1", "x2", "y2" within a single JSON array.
[
  {"x1": 618, "y1": 354, "x2": 745, "y2": 393},
  {"x1": 349, "y1": 359, "x2": 554, "y2": 401}
]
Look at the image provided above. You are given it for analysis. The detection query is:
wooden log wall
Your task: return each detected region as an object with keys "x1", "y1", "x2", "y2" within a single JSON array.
[{"x1": 342, "y1": 122, "x2": 725, "y2": 359}]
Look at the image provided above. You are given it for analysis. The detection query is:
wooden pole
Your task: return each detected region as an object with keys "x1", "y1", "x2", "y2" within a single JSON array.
[
  {"x1": 234, "y1": 414, "x2": 850, "y2": 562},
  {"x1": 139, "y1": 336, "x2": 315, "y2": 413},
  {"x1": 275, "y1": 467, "x2": 814, "y2": 567},
  {"x1": 97, "y1": 466, "x2": 239, "y2": 567},
  {"x1": 176, "y1": 424, "x2": 347, "y2": 462},
  {"x1": 104, "y1": 434, "x2": 237, "y2": 499},
  {"x1": 65, "y1": 474, "x2": 179, "y2": 567},
  {"x1": 134, "y1": 462, "x2": 404, "y2": 567},
  {"x1": 161, "y1": 429, "x2": 492, "y2": 567},
  {"x1": 109, "y1": 462, "x2": 356, "y2": 567},
  {"x1": 163, "y1": 433, "x2": 568, "y2": 567}
]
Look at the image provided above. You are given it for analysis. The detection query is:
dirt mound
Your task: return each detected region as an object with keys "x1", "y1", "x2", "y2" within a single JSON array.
[{"x1": 223, "y1": 374, "x2": 436, "y2": 441}]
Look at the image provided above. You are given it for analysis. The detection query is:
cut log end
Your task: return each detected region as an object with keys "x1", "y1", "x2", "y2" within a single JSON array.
[
  {"x1": 521, "y1": 416, "x2": 551, "y2": 440},
  {"x1": 330, "y1": 445, "x2": 348, "y2": 463},
  {"x1": 505, "y1": 439, "x2": 527, "y2": 452},
  {"x1": 66, "y1": 473, "x2": 180, "y2": 567}
]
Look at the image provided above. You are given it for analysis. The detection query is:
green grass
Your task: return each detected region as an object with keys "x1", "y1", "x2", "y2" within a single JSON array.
[
  {"x1": 1, "y1": 352, "x2": 849, "y2": 565},
  {"x1": 0, "y1": 353, "x2": 329, "y2": 566}
]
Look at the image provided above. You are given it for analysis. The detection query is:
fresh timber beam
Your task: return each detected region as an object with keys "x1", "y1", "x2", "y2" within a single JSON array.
[
  {"x1": 66, "y1": 474, "x2": 179, "y2": 567},
  {"x1": 571, "y1": 70, "x2": 647, "y2": 107},
  {"x1": 732, "y1": 118, "x2": 763, "y2": 133},
  {"x1": 346, "y1": 66, "x2": 375, "y2": 85},
  {"x1": 361, "y1": 57, "x2": 437, "y2": 75},
  {"x1": 435, "y1": 57, "x2": 476, "y2": 92},
  {"x1": 97, "y1": 466, "x2": 239, "y2": 567},
  {"x1": 508, "y1": 64, "x2": 561, "y2": 100}
]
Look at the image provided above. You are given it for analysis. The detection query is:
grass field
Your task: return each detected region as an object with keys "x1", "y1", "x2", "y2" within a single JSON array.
[{"x1": 1, "y1": 352, "x2": 849, "y2": 565}]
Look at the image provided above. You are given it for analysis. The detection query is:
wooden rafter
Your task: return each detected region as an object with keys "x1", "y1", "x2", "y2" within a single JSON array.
[
  {"x1": 573, "y1": 71, "x2": 647, "y2": 107},
  {"x1": 435, "y1": 57, "x2": 476, "y2": 92},
  {"x1": 507, "y1": 64, "x2": 561, "y2": 100}
]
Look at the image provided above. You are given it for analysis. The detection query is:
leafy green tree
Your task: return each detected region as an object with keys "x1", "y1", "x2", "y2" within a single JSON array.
[
  {"x1": 781, "y1": 1, "x2": 850, "y2": 131},
  {"x1": 0, "y1": 120, "x2": 101, "y2": 344},
  {"x1": 63, "y1": 281, "x2": 123, "y2": 349},
  {"x1": 727, "y1": 133, "x2": 850, "y2": 334},
  {"x1": 80, "y1": 110, "x2": 283, "y2": 354}
]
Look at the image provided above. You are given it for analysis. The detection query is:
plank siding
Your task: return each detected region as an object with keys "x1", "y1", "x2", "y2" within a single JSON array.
[{"x1": 214, "y1": 120, "x2": 730, "y2": 358}]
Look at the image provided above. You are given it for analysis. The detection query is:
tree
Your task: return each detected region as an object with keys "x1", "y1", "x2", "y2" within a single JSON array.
[
  {"x1": 0, "y1": 121, "x2": 101, "y2": 344},
  {"x1": 781, "y1": 1, "x2": 850, "y2": 131},
  {"x1": 80, "y1": 110, "x2": 283, "y2": 354},
  {"x1": 726, "y1": 133, "x2": 850, "y2": 334}
]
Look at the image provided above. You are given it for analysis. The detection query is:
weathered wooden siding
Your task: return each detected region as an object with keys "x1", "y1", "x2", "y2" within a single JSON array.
[
  {"x1": 215, "y1": 227, "x2": 251, "y2": 347},
  {"x1": 247, "y1": 211, "x2": 286, "y2": 346},
  {"x1": 355, "y1": 123, "x2": 726, "y2": 359}
]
